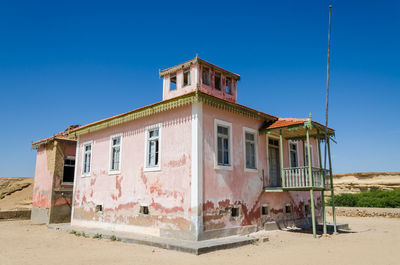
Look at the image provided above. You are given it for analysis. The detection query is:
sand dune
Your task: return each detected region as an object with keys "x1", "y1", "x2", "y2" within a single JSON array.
[{"x1": 0, "y1": 178, "x2": 33, "y2": 211}]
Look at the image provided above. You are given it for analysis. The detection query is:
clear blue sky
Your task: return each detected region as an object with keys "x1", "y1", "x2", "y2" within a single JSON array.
[{"x1": 1, "y1": 0, "x2": 399, "y2": 177}]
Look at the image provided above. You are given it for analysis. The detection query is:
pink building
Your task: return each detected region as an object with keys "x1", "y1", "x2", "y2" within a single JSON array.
[{"x1": 32, "y1": 57, "x2": 336, "y2": 240}]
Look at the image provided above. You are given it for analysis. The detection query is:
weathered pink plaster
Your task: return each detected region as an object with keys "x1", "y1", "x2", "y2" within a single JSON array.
[
  {"x1": 162, "y1": 63, "x2": 238, "y2": 104},
  {"x1": 202, "y1": 104, "x2": 321, "y2": 230},
  {"x1": 32, "y1": 145, "x2": 53, "y2": 209},
  {"x1": 73, "y1": 105, "x2": 193, "y2": 232}
]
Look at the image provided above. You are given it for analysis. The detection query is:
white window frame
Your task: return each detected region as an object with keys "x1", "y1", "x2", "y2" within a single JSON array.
[
  {"x1": 81, "y1": 141, "x2": 93, "y2": 177},
  {"x1": 288, "y1": 140, "x2": 299, "y2": 168},
  {"x1": 144, "y1": 123, "x2": 162, "y2": 172},
  {"x1": 109, "y1": 133, "x2": 122, "y2": 175},
  {"x1": 214, "y1": 119, "x2": 233, "y2": 170},
  {"x1": 243, "y1": 127, "x2": 258, "y2": 172},
  {"x1": 304, "y1": 143, "x2": 314, "y2": 167}
]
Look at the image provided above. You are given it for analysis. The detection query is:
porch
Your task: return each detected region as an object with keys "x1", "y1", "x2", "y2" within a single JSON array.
[
  {"x1": 260, "y1": 114, "x2": 335, "y2": 192},
  {"x1": 259, "y1": 114, "x2": 337, "y2": 238}
]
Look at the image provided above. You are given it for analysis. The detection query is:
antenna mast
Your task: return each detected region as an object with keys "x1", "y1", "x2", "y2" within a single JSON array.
[{"x1": 324, "y1": 5, "x2": 332, "y2": 169}]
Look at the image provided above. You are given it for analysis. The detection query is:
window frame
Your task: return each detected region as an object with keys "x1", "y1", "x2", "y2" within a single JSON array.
[
  {"x1": 81, "y1": 141, "x2": 93, "y2": 177},
  {"x1": 214, "y1": 119, "x2": 233, "y2": 170},
  {"x1": 109, "y1": 133, "x2": 122, "y2": 175},
  {"x1": 225, "y1": 77, "x2": 232, "y2": 94},
  {"x1": 62, "y1": 156, "x2": 75, "y2": 184},
  {"x1": 182, "y1": 69, "x2": 191, "y2": 87},
  {"x1": 214, "y1": 72, "x2": 221, "y2": 90},
  {"x1": 288, "y1": 140, "x2": 299, "y2": 168},
  {"x1": 170, "y1": 74, "x2": 177, "y2": 91},
  {"x1": 202, "y1": 67, "x2": 210, "y2": 86},
  {"x1": 144, "y1": 123, "x2": 162, "y2": 172},
  {"x1": 243, "y1": 127, "x2": 258, "y2": 172},
  {"x1": 304, "y1": 143, "x2": 314, "y2": 167}
]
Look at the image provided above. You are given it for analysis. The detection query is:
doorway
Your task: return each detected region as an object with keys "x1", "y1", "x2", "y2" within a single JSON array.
[{"x1": 268, "y1": 138, "x2": 281, "y2": 187}]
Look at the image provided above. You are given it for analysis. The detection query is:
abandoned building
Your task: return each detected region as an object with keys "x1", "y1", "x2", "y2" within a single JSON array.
[{"x1": 31, "y1": 57, "x2": 337, "y2": 240}]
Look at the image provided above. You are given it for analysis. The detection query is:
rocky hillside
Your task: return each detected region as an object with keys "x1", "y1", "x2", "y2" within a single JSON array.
[
  {"x1": 332, "y1": 172, "x2": 400, "y2": 194},
  {"x1": 0, "y1": 178, "x2": 33, "y2": 211}
]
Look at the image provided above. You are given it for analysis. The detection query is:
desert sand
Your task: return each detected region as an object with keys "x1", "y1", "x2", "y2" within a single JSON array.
[
  {"x1": 0, "y1": 216, "x2": 399, "y2": 265},
  {"x1": 0, "y1": 178, "x2": 33, "y2": 211}
]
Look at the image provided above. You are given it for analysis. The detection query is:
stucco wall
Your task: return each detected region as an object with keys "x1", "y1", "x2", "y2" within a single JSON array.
[
  {"x1": 202, "y1": 104, "x2": 321, "y2": 232},
  {"x1": 163, "y1": 64, "x2": 198, "y2": 100},
  {"x1": 32, "y1": 145, "x2": 54, "y2": 210},
  {"x1": 72, "y1": 105, "x2": 193, "y2": 235},
  {"x1": 32, "y1": 140, "x2": 76, "y2": 224}
]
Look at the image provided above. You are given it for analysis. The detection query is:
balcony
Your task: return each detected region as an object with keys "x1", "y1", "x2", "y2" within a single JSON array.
[{"x1": 282, "y1": 166, "x2": 331, "y2": 190}]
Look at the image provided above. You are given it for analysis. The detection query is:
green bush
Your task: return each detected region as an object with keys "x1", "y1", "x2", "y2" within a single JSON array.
[{"x1": 327, "y1": 190, "x2": 400, "y2": 208}]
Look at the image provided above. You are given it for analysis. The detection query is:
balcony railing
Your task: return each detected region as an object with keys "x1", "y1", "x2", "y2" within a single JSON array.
[{"x1": 282, "y1": 166, "x2": 331, "y2": 190}]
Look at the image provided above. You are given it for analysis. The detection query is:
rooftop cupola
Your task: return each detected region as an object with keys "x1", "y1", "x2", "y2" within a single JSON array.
[{"x1": 159, "y1": 57, "x2": 240, "y2": 103}]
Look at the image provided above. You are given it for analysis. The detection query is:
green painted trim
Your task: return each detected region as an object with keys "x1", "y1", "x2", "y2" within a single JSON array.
[
  {"x1": 306, "y1": 127, "x2": 317, "y2": 238},
  {"x1": 328, "y1": 140, "x2": 337, "y2": 233},
  {"x1": 69, "y1": 91, "x2": 276, "y2": 137},
  {"x1": 279, "y1": 129, "x2": 285, "y2": 188}
]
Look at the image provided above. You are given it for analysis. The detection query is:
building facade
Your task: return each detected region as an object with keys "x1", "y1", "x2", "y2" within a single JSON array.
[{"x1": 32, "y1": 57, "x2": 336, "y2": 239}]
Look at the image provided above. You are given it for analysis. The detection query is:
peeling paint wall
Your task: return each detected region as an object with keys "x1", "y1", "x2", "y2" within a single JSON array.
[
  {"x1": 32, "y1": 145, "x2": 54, "y2": 210},
  {"x1": 72, "y1": 105, "x2": 193, "y2": 235},
  {"x1": 32, "y1": 140, "x2": 76, "y2": 224},
  {"x1": 202, "y1": 104, "x2": 321, "y2": 233}
]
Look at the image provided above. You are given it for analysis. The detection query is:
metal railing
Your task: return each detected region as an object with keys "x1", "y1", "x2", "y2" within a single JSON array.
[{"x1": 282, "y1": 166, "x2": 331, "y2": 189}]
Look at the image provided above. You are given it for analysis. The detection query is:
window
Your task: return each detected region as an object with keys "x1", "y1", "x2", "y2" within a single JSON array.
[
  {"x1": 304, "y1": 204, "x2": 310, "y2": 215},
  {"x1": 225, "y1": 77, "x2": 232, "y2": 94},
  {"x1": 261, "y1": 205, "x2": 269, "y2": 216},
  {"x1": 215, "y1": 119, "x2": 232, "y2": 169},
  {"x1": 63, "y1": 158, "x2": 75, "y2": 183},
  {"x1": 140, "y1": 206, "x2": 149, "y2": 215},
  {"x1": 304, "y1": 143, "x2": 313, "y2": 166},
  {"x1": 269, "y1": 138, "x2": 279, "y2": 146},
  {"x1": 217, "y1": 126, "x2": 230, "y2": 166},
  {"x1": 110, "y1": 134, "x2": 121, "y2": 172},
  {"x1": 289, "y1": 142, "x2": 298, "y2": 167},
  {"x1": 183, "y1": 69, "x2": 191, "y2": 87},
  {"x1": 95, "y1": 205, "x2": 103, "y2": 213},
  {"x1": 244, "y1": 130, "x2": 257, "y2": 170},
  {"x1": 231, "y1": 206, "x2": 240, "y2": 217},
  {"x1": 214, "y1": 73, "x2": 221, "y2": 90},
  {"x1": 285, "y1": 204, "x2": 292, "y2": 214},
  {"x1": 145, "y1": 124, "x2": 161, "y2": 171},
  {"x1": 202, "y1": 67, "x2": 210, "y2": 86},
  {"x1": 82, "y1": 142, "x2": 92, "y2": 175},
  {"x1": 170, "y1": 74, "x2": 177, "y2": 90}
]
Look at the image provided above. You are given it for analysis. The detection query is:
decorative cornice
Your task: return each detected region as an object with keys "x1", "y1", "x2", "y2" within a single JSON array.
[
  {"x1": 159, "y1": 57, "x2": 241, "y2": 80},
  {"x1": 69, "y1": 91, "x2": 275, "y2": 137}
]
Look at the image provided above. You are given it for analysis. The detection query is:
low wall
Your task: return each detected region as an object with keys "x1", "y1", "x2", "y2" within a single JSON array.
[
  {"x1": 332, "y1": 172, "x2": 400, "y2": 194},
  {"x1": 0, "y1": 210, "x2": 31, "y2": 220},
  {"x1": 326, "y1": 207, "x2": 400, "y2": 218}
]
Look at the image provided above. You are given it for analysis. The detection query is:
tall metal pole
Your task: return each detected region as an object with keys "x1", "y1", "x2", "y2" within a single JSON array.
[
  {"x1": 324, "y1": 5, "x2": 332, "y2": 170},
  {"x1": 323, "y1": 5, "x2": 337, "y2": 234}
]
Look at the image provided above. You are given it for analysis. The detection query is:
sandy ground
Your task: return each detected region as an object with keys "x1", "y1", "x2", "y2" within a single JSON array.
[
  {"x1": 0, "y1": 216, "x2": 399, "y2": 265},
  {"x1": 0, "y1": 178, "x2": 33, "y2": 211}
]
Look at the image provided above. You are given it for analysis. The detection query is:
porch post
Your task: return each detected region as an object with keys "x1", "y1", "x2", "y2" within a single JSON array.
[
  {"x1": 327, "y1": 139, "x2": 337, "y2": 233},
  {"x1": 279, "y1": 129, "x2": 285, "y2": 188},
  {"x1": 306, "y1": 128, "x2": 316, "y2": 238},
  {"x1": 318, "y1": 137, "x2": 327, "y2": 235}
]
